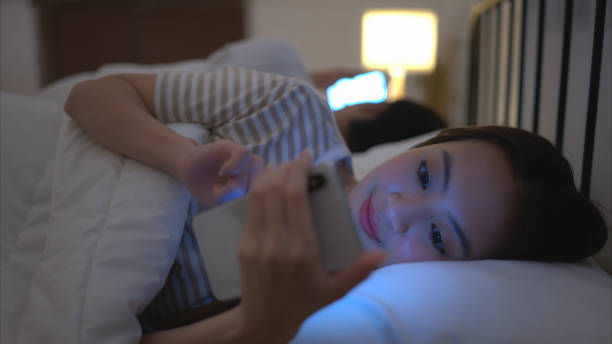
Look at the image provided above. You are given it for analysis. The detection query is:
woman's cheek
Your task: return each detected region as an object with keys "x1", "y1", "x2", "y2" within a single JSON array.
[{"x1": 386, "y1": 237, "x2": 433, "y2": 263}]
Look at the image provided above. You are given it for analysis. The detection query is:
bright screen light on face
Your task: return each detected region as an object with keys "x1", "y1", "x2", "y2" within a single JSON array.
[{"x1": 326, "y1": 71, "x2": 387, "y2": 111}]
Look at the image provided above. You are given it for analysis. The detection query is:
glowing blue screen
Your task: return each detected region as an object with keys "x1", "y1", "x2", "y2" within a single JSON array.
[{"x1": 326, "y1": 71, "x2": 387, "y2": 111}]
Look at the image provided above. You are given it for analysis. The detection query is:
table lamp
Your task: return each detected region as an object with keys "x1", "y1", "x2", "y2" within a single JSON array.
[{"x1": 362, "y1": 9, "x2": 438, "y2": 101}]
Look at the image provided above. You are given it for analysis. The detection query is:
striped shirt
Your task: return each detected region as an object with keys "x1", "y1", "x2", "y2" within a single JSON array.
[{"x1": 139, "y1": 67, "x2": 351, "y2": 330}]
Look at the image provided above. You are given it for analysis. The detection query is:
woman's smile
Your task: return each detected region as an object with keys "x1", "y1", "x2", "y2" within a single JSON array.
[{"x1": 360, "y1": 193, "x2": 381, "y2": 244}]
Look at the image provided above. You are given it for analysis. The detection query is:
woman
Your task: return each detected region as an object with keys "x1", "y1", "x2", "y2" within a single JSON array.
[{"x1": 65, "y1": 67, "x2": 607, "y2": 343}]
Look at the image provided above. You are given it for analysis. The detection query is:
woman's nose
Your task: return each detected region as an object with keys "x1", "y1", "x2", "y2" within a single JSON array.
[{"x1": 385, "y1": 192, "x2": 417, "y2": 234}]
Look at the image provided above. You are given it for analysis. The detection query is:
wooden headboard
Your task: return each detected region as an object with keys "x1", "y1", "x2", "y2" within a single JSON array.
[
  {"x1": 35, "y1": 0, "x2": 245, "y2": 86},
  {"x1": 467, "y1": 0, "x2": 611, "y2": 270}
]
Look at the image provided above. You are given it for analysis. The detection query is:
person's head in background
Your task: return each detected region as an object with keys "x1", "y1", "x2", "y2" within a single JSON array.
[
  {"x1": 346, "y1": 125, "x2": 608, "y2": 265},
  {"x1": 345, "y1": 100, "x2": 447, "y2": 153}
]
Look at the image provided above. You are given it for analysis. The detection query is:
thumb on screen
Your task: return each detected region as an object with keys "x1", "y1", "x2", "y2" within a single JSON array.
[{"x1": 219, "y1": 148, "x2": 251, "y2": 176}]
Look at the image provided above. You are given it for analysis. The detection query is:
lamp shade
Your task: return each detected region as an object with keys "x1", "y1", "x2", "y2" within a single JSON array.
[{"x1": 362, "y1": 10, "x2": 438, "y2": 73}]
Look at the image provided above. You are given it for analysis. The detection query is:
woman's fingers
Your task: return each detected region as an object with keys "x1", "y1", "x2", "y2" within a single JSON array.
[
  {"x1": 218, "y1": 142, "x2": 251, "y2": 176},
  {"x1": 213, "y1": 153, "x2": 265, "y2": 204},
  {"x1": 212, "y1": 140, "x2": 264, "y2": 204},
  {"x1": 285, "y1": 151, "x2": 316, "y2": 247},
  {"x1": 263, "y1": 163, "x2": 292, "y2": 237},
  {"x1": 242, "y1": 152, "x2": 312, "y2": 251},
  {"x1": 237, "y1": 152, "x2": 387, "y2": 342},
  {"x1": 246, "y1": 154, "x2": 265, "y2": 193},
  {"x1": 240, "y1": 166, "x2": 270, "y2": 252}
]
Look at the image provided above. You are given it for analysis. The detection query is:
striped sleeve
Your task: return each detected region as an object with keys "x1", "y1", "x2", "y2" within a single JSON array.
[{"x1": 154, "y1": 66, "x2": 351, "y2": 167}]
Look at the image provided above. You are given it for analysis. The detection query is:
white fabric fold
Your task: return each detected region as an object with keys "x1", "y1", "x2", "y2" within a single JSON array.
[{"x1": 3, "y1": 116, "x2": 208, "y2": 344}]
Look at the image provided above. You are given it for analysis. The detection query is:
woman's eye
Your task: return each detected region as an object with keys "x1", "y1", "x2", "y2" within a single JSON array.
[
  {"x1": 430, "y1": 224, "x2": 446, "y2": 255},
  {"x1": 417, "y1": 161, "x2": 430, "y2": 190}
]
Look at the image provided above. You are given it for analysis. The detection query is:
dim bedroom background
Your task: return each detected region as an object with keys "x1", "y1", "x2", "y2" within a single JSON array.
[{"x1": 1, "y1": 0, "x2": 611, "y2": 343}]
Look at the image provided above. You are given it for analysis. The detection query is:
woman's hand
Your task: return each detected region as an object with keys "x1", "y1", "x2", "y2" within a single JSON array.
[
  {"x1": 175, "y1": 140, "x2": 265, "y2": 208},
  {"x1": 235, "y1": 151, "x2": 387, "y2": 343}
]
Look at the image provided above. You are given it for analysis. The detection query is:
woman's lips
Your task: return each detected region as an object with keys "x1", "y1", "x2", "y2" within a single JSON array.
[{"x1": 359, "y1": 194, "x2": 381, "y2": 243}]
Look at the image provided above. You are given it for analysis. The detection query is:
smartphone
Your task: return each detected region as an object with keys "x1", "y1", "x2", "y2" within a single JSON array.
[
  {"x1": 192, "y1": 163, "x2": 363, "y2": 301},
  {"x1": 326, "y1": 70, "x2": 387, "y2": 111}
]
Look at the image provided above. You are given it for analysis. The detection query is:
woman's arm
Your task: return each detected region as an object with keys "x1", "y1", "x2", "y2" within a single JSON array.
[
  {"x1": 64, "y1": 74, "x2": 191, "y2": 179},
  {"x1": 65, "y1": 74, "x2": 263, "y2": 207},
  {"x1": 66, "y1": 67, "x2": 352, "y2": 176}
]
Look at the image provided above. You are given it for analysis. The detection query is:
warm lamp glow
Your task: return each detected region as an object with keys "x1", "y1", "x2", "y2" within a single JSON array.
[{"x1": 362, "y1": 9, "x2": 438, "y2": 99}]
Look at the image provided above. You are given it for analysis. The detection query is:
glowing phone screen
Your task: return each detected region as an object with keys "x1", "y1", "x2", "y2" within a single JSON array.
[{"x1": 326, "y1": 71, "x2": 387, "y2": 111}]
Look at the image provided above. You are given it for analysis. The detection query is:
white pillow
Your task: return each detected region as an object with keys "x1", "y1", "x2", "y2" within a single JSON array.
[
  {"x1": 293, "y1": 260, "x2": 611, "y2": 344},
  {"x1": 0, "y1": 93, "x2": 63, "y2": 262},
  {"x1": 38, "y1": 39, "x2": 313, "y2": 105}
]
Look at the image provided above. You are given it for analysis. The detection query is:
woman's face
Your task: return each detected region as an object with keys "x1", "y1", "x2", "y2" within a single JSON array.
[{"x1": 347, "y1": 140, "x2": 517, "y2": 264}]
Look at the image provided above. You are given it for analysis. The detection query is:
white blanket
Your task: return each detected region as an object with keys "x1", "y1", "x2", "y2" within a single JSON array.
[{"x1": 2, "y1": 115, "x2": 208, "y2": 343}]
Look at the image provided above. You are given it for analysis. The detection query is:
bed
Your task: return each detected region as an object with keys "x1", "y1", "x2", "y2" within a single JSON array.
[{"x1": 1, "y1": 0, "x2": 611, "y2": 343}]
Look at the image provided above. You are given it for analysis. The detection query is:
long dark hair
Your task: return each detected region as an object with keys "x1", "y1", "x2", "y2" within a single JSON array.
[{"x1": 414, "y1": 126, "x2": 607, "y2": 261}]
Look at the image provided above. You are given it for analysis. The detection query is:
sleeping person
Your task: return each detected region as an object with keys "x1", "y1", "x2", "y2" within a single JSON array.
[{"x1": 64, "y1": 67, "x2": 607, "y2": 343}]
